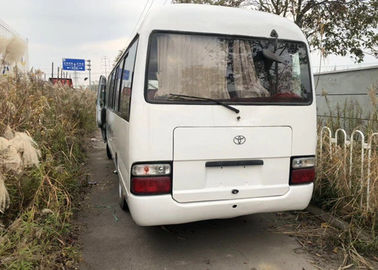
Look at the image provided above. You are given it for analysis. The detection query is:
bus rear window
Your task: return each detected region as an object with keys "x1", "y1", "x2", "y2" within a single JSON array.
[{"x1": 146, "y1": 32, "x2": 312, "y2": 105}]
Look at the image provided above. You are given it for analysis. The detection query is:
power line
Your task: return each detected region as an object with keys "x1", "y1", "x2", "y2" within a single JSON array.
[
  {"x1": 132, "y1": 0, "x2": 150, "y2": 34},
  {"x1": 0, "y1": 18, "x2": 23, "y2": 38},
  {"x1": 103, "y1": 56, "x2": 108, "y2": 77},
  {"x1": 131, "y1": 0, "x2": 155, "y2": 36},
  {"x1": 86, "y1": 59, "x2": 92, "y2": 87}
]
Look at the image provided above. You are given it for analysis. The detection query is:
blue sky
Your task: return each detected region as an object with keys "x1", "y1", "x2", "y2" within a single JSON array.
[{"x1": 1, "y1": 0, "x2": 377, "y2": 85}]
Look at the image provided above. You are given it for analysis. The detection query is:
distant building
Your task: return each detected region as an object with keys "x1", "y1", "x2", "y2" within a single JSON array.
[
  {"x1": 0, "y1": 18, "x2": 29, "y2": 74},
  {"x1": 314, "y1": 65, "x2": 378, "y2": 122}
]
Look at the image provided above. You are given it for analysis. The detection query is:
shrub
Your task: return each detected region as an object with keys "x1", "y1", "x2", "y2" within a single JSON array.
[{"x1": 0, "y1": 71, "x2": 96, "y2": 269}]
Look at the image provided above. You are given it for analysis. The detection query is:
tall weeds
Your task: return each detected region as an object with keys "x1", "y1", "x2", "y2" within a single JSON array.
[
  {"x1": 314, "y1": 88, "x2": 378, "y2": 266},
  {"x1": 0, "y1": 36, "x2": 27, "y2": 73},
  {"x1": 0, "y1": 71, "x2": 95, "y2": 269}
]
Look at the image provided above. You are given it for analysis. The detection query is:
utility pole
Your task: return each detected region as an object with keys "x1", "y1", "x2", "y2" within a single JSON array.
[
  {"x1": 57, "y1": 66, "x2": 60, "y2": 78},
  {"x1": 74, "y1": 70, "x2": 78, "y2": 88},
  {"x1": 51, "y1": 62, "x2": 54, "y2": 78},
  {"x1": 103, "y1": 56, "x2": 108, "y2": 77},
  {"x1": 86, "y1": 59, "x2": 91, "y2": 88}
]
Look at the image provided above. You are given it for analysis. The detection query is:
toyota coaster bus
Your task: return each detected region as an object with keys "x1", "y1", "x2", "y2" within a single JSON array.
[{"x1": 96, "y1": 4, "x2": 317, "y2": 226}]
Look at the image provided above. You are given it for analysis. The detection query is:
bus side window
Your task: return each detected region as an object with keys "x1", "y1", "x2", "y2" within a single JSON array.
[
  {"x1": 100, "y1": 82, "x2": 106, "y2": 107},
  {"x1": 105, "y1": 74, "x2": 109, "y2": 108},
  {"x1": 107, "y1": 71, "x2": 114, "y2": 108},
  {"x1": 113, "y1": 60, "x2": 124, "y2": 112},
  {"x1": 111, "y1": 70, "x2": 118, "y2": 110},
  {"x1": 119, "y1": 38, "x2": 138, "y2": 121}
]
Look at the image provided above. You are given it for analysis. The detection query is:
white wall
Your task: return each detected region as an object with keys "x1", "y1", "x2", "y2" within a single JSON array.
[{"x1": 314, "y1": 66, "x2": 378, "y2": 127}]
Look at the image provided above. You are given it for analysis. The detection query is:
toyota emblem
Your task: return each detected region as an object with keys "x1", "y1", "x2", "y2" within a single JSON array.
[{"x1": 233, "y1": 135, "x2": 246, "y2": 145}]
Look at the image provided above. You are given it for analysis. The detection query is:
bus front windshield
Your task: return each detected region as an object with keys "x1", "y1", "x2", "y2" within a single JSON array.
[{"x1": 146, "y1": 32, "x2": 312, "y2": 104}]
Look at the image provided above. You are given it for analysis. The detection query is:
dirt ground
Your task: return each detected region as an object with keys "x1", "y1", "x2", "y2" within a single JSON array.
[{"x1": 77, "y1": 133, "x2": 348, "y2": 270}]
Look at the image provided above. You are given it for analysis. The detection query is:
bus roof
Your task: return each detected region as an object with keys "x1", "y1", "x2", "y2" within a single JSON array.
[{"x1": 137, "y1": 4, "x2": 307, "y2": 43}]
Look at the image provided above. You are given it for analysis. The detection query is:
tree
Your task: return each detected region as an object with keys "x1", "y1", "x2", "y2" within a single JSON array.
[
  {"x1": 175, "y1": 0, "x2": 378, "y2": 62},
  {"x1": 114, "y1": 49, "x2": 124, "y2": 65},
  {"x1": 174, "y1": 0, "x2": 243, "y2": 6}
]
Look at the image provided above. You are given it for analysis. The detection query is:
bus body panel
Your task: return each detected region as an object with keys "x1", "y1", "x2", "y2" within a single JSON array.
[
  {"x1": 127, "y1": 184, "x2": 313, "y2": 226},
  {"x1": 172, "y1": 126, "x2": 292, "y2": 202},
  {"x1": 139, "y1": 4, "x2": 307, "y2": 44},
  {"x1": 128, "y1": 105, "x2": 317, "y2": 162},
  {"x1": 113, "y1": 115, "x2": 131, "y2": 187}
]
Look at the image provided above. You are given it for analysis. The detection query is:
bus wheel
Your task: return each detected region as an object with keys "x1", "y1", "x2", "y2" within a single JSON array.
[
  {"x1": 118, "y1": 179, "x2": 129, "y2": 211},
  {"x1": 101, "y1": 128, "x2": 107, "y2": 142},
  {"x1": 106, "y1": 143, "x2": 112, "y2": 160}
]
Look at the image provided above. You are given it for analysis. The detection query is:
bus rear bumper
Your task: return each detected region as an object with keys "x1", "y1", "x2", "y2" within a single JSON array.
[{"x1": 127, "y1": 184, "x2": 313, "y2": 226}]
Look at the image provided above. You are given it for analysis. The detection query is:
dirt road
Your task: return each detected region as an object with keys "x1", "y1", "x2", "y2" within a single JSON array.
[{"x1": 78, "y1": 134, "x2": 317, "y2": 270}]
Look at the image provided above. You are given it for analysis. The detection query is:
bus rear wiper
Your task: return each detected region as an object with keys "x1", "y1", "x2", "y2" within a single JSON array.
[{"x1": 169, "y1": 94, "x2": 240, "y2": 114}]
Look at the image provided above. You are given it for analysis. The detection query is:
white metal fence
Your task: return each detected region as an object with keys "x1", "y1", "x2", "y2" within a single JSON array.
[{"x1": 319, "y1": 126, "x2": 378, "y2": 211}]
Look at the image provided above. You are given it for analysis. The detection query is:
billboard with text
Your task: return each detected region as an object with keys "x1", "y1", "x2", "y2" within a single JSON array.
[{"x1": 62, "y1": 58, "x2": 85, "y2": 71}]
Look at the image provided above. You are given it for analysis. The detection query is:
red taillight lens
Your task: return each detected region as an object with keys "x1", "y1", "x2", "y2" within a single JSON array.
[
  {"x1": 131, "y1": 176, "x2": 171, "y2": 195},
  {"x1": 290, "y1": 168, "x2": 315, "y2": 185}
]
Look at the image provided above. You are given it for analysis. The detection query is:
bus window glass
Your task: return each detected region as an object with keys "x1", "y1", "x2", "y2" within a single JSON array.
[
  {"x1": 114, "y1": 60, "x2": 124, "y2": 111},
  {"x1": 107, "y1": 72, "x2": 115, "y2": 108},
  {"x1": 119, "y1": 40, "x2": 138, "y2": 120},
  {"x1": 146, "y1": 32, "x2": 312, "y2": 104}
]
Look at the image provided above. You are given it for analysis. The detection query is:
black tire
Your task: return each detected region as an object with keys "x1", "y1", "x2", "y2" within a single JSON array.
[
  {"x1": 101, "y1": 128, "x2": 107, "y2": 142},
  {"x1": 106, "y1": 143, "x2": 112, "y2": 160},
  {"x1": 118, "y1": 179, "x2": 129, "y2": 211}
]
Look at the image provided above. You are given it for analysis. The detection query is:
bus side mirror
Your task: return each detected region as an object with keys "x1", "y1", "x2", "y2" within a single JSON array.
[
  {"x1": 100, "y1": 89, "x2": 106, "y2": 107},
  {"x1": 98, "y1": 75, "x2": 107, "y2": 107},
  {"x1": 101, "y1": 107, "x2": 106, "y2": 126}
]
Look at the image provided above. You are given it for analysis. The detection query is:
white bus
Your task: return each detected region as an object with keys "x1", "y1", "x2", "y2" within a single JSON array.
[{"x1": 96, "y1": 4, "x2": 316, "y2": 226}]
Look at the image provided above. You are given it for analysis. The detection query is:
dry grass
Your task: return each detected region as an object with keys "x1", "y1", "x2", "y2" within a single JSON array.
[
  {"x1": 0, "y1": 71, "x2": 96, "y2": 269},
  {"x1": 314, "y1": 97, "x2": 378, "y2": 267},
  {"x1": 316, "y1": 135, "x2": 378, "y2": 217},
  {"x1": 273, "y1": 211, "x2": 378, "y2": 270}
]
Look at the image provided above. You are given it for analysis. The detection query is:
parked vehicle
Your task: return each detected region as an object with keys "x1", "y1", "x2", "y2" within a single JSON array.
[
  {"x1": 97, "y1": 4, "x2": 316, "y2": 226},
  {"x1": 49, "y1": 77, "x2": 73, "y2": 87}
]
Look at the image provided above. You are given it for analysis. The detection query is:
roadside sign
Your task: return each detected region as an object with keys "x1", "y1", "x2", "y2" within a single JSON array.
[{"x1": 62, "y1": 58, "x2": 85, "y2": 71}]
